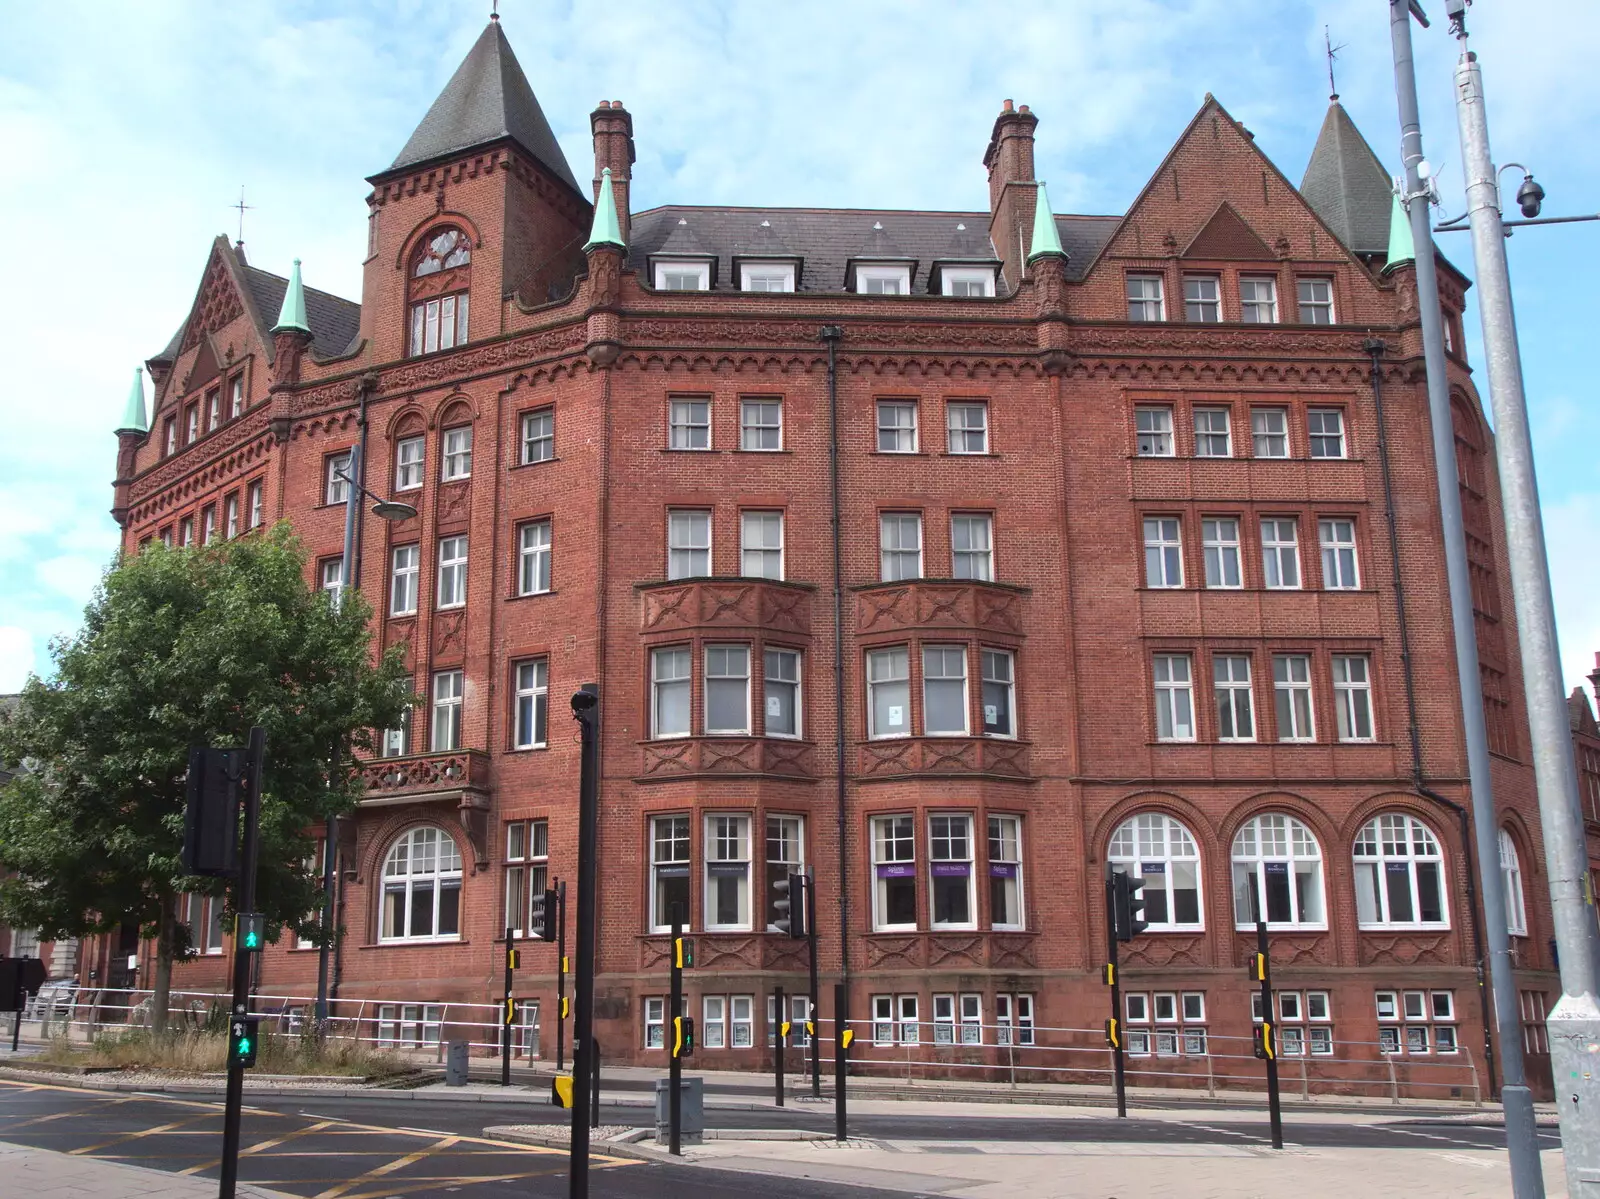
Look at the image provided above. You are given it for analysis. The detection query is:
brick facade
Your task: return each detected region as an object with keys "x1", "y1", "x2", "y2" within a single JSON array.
[{"x1": 103, "y1": 24, "x2": 1561, "y2": 1095}]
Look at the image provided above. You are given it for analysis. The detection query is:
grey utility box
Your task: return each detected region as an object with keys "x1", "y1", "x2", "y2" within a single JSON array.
[
  {"x1": 444, "y1": 1040, "x2": 471, "y2": 1086},
  {"x1": 654, "y1": 1076, "x2": 704, "y2": 1143}
]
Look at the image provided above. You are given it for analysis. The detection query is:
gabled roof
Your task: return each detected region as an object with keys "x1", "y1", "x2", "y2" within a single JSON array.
[
  {"x1": 1571, "y1": 687, "x2": 1599, "y2": 738},
  {"x1": 1300, "y1": 100, "x2": 1395, "y2": 258},
  {"x1": 1184, "y1": 202, "x2": 1274, "y2": 260},
  {"x1": 384, "y1": 18, "x2": 579, "y2": 195}
]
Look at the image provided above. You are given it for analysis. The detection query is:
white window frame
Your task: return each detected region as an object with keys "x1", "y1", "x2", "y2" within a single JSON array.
[
  {"x1": 1308, "y1": 408, "x2": 1347, "y2": 459},
  {"x1": 946, "y1": 401, "x2": 989, "y2": 455},
  {"x1": 876, "y1": 401, "x2": 918, "y2": 453},
  {"x1": 1201, "y1": 517, "x2": 1242, "y2": 588},
  {"x1": 1319, "y1": 518, "x2": 1360, "y2": 589},
  {"x1": 395, "y1": 436, "x2": 425, "y2": 491},
  {"x1": 980, "y1": 648, "x2": 1015, "y2": 738},
  {"x1": 668, "y1": 399, "x2": 711, "y2": 451},
  {"x1": 1143, "y1": 517, "x2": 1184, "y2": 588},
  {"x1": 651, "y1": 646, "x2": 693, "y2": 739},
  {"x1": 879, "y1": 512, "x2": 923, "y2": 582},
  {"x1": 1135, "y1": 406, "x2": 1175, "y2": 457},
  {"x1": 740, "y1": 262, "x2": 795, "y2": 293},
  {"x1": 389, "y1": 544, "x2": 420, "y2": 617},
  {"x1": 941, "y1": 266, "x2": 995, "y2": 297},
  {"x1": 1193, "y1": 408, "x2": 1232, "y2": 457},
  {"x1": 379, "y1": 826, "x2": 463, "y2": 942},
  {"x1": 224, "y1": 494, "x2": 239, "y2": 539},
  {"x1": 1331, "y1": 654, "x2": 1375, "y2": 742},
  {"x1": 1251, "y1": 407, "x2": 1289, "y2": 458},
  {"x1": 667, "y1": 509, "x2": 711, "y2": 579},
  {"x1": 740, "y1": 510, "x2": 784, "y2": 580},
  {"x1": 436, "y1": 535, "x2": 468, "y2": 609},
  {"x1": 378, "y1": 1002, "x2": 445, "y2": 1048},
  {"x1": 871, "y1": 814, "x2": 918, "y2": 932},
  {"x1": 503, "y1": 818, "x2": 549, "y2": 938},
  {"x1": 704, "y1": 644, "x2": 752, "y2": 736},
  {"x1": 951, "y1": 513, "x2": 993, "y2": 581},
  {"x1": 517, "y1": 519, "x2": 552, "y2": 596},
  {"x1": 430, "y1": 669, "x2": 463, "y2": 751},
  {"x1": 856, "y1": 264, "x2": 911, "y2": 295},
  {"x1": 933, "y1": 994, "x2": 957, "y2": 1044},
  {"x1": 520, "y1": 409, "x2": 554, "y2": 465},
  {"x1": 987, "y1": 814, "x2": 1024, "y2": 930},
  {"x1": 763, "y1": 648, "x2": 801, "y2": 739},
  {"x1": 1240, "y1": 276, "x2": 1278, "y2": 323},
  {"x1": 1354, "y1": 813, "x2": 1448, "y2": 930},
  {"x1": 1272, "y1": 654, "x2": 1316, "y2": 742},
  {"x1": 229, "y1": 377, "x2": 244, "y2": 418},
  {"x1": 644, "y1": 997, "x2": 666, "y2": 1049},
  {"x1": 654, "y1": 260, "x2": 711, "y2": 291},
  {"x1": 325, "y1": 452, "x2": 352, "y2": 506},
  {"x1": 764, "y1": 815, "x2": 805, "y2": 930},
  {"x1": 1109, "y1": 813, "x2": 1204, "y2": 932},
  {"x1": 928, "y1": 813, "x2": 976, "y2": 931},
  {"x1": 1184, "y1": 275, "x2": 1221, "y2": 322},
  {"x1": 382, "y1": 675, "x2": 412, "y2": 758},
  {"x1": 921, "y1": 644, "x2": 969, "y2": 736},
  {"x1": 320, "y1": 558, "x2": 345, "y2": 604},
  {"x1": 1499, "y1": 828, "x2": 1527, "y2": 936},
  {"x1": 1127, "y1": 274, "x2": 1165, "y2": 321},
  {"x1": 441, "y1": 426, "x2": 473, "y2": 481},
  {"x1": 1153, "y1": 654, "x2": 1195, "y2": 742},
  {"x1": 702, "y1": 995, "x2": 727, "y2": 1049},
  {"x1": 704, "y1": 814, "x2": 753, "y2": 932},
  {"x1": 1231, "y1": 813, "x2": 1326, "y2": 930},
  {"x1": 740, "y1": 398, "x2": 782, "y2": 451},
  {"x1": 1261, "y1": 518, "x2": 1301, "y2": 589},
  {"x1": 867, "y1": 647, "x2": 911, "y2": 739},
  {"x1": 1213, "y1": 654, "x2": 1255, "y2": 742},
  {"x1": 1297, "y1": 278, "x2": 1335, "y2": 324},
  {"x1": 650, "y1": 814, "x2": 692, "y2": 932},
  {"x1": 513, "y1": 658, "x2": 549, "y2": 750},
  {"x1": 959, "y1": 994, "x2": 983, "y2": 1044},
  {"x1": 248, "y1": 482, "x2": 264, "y2": 529},
  {"x1": 730, "y1": 994, "x2": 755, "y2": 1048}
]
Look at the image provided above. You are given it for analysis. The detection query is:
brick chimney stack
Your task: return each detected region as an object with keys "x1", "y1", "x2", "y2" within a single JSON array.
[
  {"x1": 984, "y1": 100, "x2": 1040, "y2": 294},
  {"x1": 591, "y1": 100, "x2": 636, "y2": 244}
]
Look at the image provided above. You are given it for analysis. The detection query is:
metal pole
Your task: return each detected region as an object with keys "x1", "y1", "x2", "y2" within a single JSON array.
[
  {"x1": 1448, "y1": 23, "x2": 1600, "y2": 1191},
  {"x1": 557, "y1": 879, "x2": 567, "y2": 1073},
  {"x1": 218, "y1": 726, "x2": 265, "y2": 1199},
  {"x1": 1386, "y1": 9, "x2": 1544, "y2": 1197},
  {"x1": 500, "y1": 926, "x2": 514, "y2": 1087},
  {"x1": 1257, "y1": 919, "x2": 1282, "y2": 1150},
  {"x1": 568, "y1": 685, "x2": 600, "y2": 1199},
  {"x1": 668, "y1": 917, "x2": 682, "y2": 1155},
  {"x1": 774, "y1": 985, "x2": 786, "y2": 1107},
  {"x1": 806, "y1": 871, "x2": 821, "y2": 1098},
  {"x1": 833, "y1": 981, "x2": 848, "y2": 1142},
  {"x1": 590, "y1": 1037, "x2": 600, "y2": 1129},
  {"x1": 1105, "y1": 870, "x2": 1125, "y2": 1119}
]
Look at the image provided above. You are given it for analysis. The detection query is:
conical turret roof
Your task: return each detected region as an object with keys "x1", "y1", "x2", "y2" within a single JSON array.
[
  {"x1": 386, "y1": 19, "x2": 579, "y2": 194},
  {"x1": 1300, "y1": 100, "x2": 1395, "y2": 257},
  {"x1": 117, "y1": 367, "x2": 148, "y2": 435}
]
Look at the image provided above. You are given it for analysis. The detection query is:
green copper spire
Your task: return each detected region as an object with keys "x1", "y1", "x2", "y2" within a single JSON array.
[
  {"x1": 117, "y1": 366, "x2": 148, "y2": 435},
  {"x1": 583, "y1": 167, "x2": 625, "y2": 252},
  {"x1": 1027, "y1": 181, "x2": 1066, "y2": 262},
  {"x1": 272, "y1": 258, "x2": 311, "y2": 334},
  {"x1": 1384, "y1": 193, "x2": 1415, "y2": 271}
]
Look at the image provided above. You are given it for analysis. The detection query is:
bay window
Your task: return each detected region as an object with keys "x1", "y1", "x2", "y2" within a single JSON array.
[
  {"x1": 929, "y1": 813, "x2": 975, "y2": 929},
  {"x1": 650, "y1": 815, "x2": 691, "y2": 931},
  {"x1": 705, "y1": 814, "x2": 752, "y2": 931},
  {"x1": 871, "y1": 815, "x2": 917, "y2": 931}
]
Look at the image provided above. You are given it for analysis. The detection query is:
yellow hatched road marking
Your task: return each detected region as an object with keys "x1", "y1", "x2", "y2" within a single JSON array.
[
  {"x1": 68, "y1": 1112, "x2": 216, "y2": 1155},
  {"x1": 313, "y1": 1135, "x2": 459, "y2": 1199},
  {"x1": 330, "y1": 1173, "x2": 571, "y2": 1199},
  {"x1": 177, "y1": 1118, "x2": 337, "y2": 1175}
]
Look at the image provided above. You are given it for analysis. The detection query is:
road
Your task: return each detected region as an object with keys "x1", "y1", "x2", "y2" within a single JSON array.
[{"x1": 0, "y1": 1078, "x2": 1560, "y2": 1197}]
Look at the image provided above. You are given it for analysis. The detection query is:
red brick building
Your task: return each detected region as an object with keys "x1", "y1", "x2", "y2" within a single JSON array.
[{"x1": 105, "y1": 18, "x2": 1562, "y2": 1092}]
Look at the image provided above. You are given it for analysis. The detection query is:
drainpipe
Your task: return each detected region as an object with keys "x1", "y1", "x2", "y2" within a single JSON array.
[
  {"x1": 1366, "y1": 337, "x2": 1497, "y2": 1096},
  {"x1": 820, "y1": 325, "x2": 849, "y2": 985}
]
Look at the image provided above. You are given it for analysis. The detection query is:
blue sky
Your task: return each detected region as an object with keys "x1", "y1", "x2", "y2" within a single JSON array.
[{"x1": 0, "y1": 0, "x2": 1595, "y2": 698}]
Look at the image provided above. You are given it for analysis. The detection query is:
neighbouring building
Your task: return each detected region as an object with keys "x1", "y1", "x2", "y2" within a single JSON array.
[{"x1": 95, "y1": 16, "x2": 1563, "y2": 1095}]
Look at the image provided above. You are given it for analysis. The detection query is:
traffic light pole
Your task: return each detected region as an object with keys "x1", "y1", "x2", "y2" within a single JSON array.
[
  {"x1": 1104, "y1": 870, "x2": 1126, "y2": 1119},
  {"x1": 1255, "y1": 919, "x2": 1282, "y2": 1150},
  {"x1": 669, "y1": 917, "x2": 683, "y2": 1157},
  {"x1": 568, "y1": 685, "x2": 600, "y2": 1199},
  {"x1": 557, "y1": 879, "x2": 568, "y2": 1072},
  {"x1": 774, "y1": 985, "x2": 786, "y2": 1106},
  {"x1": 501, "y1": 926, "x2": 516, "y2": 1087},
  {"x1": 833, "y1": 981, "x2": 850, "y2": 1143},
  {"x1": 806, "y1": 871, "x2": 820, "y2": 1098},
  {"x1": 218, "y1": 726, "x2": 265, "y2": 1199}
]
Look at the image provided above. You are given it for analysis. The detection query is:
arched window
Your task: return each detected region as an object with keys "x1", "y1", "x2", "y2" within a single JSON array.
[
  {"x1": 1499, "y1": 827, "x2": 1527, "y2": 936},
  {"x1": 1231, "y1": 813, "x2": 1325, "y2": 929},
  {"x1": 1353, "y1": 813, "x2": 1447, "y2": 928},
  {"x1": 1107, "y1": 813, "x2": 1203, "y2": 931},
  {"x1": 408, "y1": 228, "x2": 471, "y2": 357},
  {"x1": 380, "y1": 826, "x2": 462, "y2": 941}
]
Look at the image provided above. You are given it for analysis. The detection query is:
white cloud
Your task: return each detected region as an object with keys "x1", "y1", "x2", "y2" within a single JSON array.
[{"x1": 0, "y1": 627, "x2": 36, "y2": 693}]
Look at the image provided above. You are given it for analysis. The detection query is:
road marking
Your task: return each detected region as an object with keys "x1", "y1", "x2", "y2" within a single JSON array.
[
  {"x1": 1182, "y1": 1122, "x2": 1276, "y2": 1145},
  {"x1": 4, "y1": 1096, "x2": 143, "y2": 1128},
  {"x1": 1384, "y1": 1127, "x2": 1477, "y2": 1146},
  {"x1": 313, "y1": 1135, "x2": 460, "y2": 1198},
  {"x1": 176, "y1": 1118, "x2": 338, "y2": 1175},
  {"x1": 399, "y1": 1125, "x2": 453, "y2": 1136},
  {"x1": 68, "y1": 1112, "x2": 217, "y2": 1155}
]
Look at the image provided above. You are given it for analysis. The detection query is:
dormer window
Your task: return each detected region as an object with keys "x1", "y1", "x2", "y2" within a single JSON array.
[
  {"x1": 740, "y1": 262, "x2": 795, "y2": 293},
  {"x1": 940, "y1": 267, "x2": 996, "y2": 298},
  {"x1": 856, "y1": 265, "x2": 911, "y2": 296},
  {"x1": 408, "y1": 227, "x2": 470, "y2": 357},
  {"x1": 654, "y1": 260, "x2": 711, "y2": 291}
]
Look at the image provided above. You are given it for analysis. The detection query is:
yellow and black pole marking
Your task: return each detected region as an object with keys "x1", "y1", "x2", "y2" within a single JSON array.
[
  {"x1": 1104, "y1": 864, "x2": 1127, "y2": 1119},
  {"x1": 1251, "y1": 917, "x2": 1283, "y2": 1149},
  {"x1": 501, "y1": 926, "x2": 518, "y2": 1088}
]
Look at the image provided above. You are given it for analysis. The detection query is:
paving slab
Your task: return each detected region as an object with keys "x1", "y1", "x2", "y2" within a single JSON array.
[{"x1": 0, "y1": 1138, "x2": 291, "y2": 1198}]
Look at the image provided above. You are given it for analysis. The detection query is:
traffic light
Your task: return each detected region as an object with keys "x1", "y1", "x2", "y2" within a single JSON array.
[
  {"x1": 236, "y1": 913, "x2": 265, "y2": 952},
  {"x1": 1104, "y1": 1016, "x2": 1121, "y2": 1050},
  {"x1": 182, "y1": 746, "x2": 241, "y2": 877},
  {"x1": 1253, "y1": 1020, "x2": 1275, "y2": 1060},
  {"x1": 504, "y1": 997, "x2": 517, "y2": 1026},
  {"x1": 530, "y1": 889, "x2": 558, "y2": 942},
  {"x1": 673, "y1": 935, "x2": 694, "y2": 969},
  {"x1": 1102, "y1": 962, "x2": 1116, "y2": 986},
  {"x1": 228, "y1": 1015, "x2": 260, "y2": 1068},
  {"x1": 1247, "y1": 951, "x2": 1267, "y2": 982},
  {"x1": 771, "y1": 873, "x2": 807, "y2": 939},
  {"x1": 673, "y1": 1015, "x2": 695, "y2": 1058},
  {"x1": 1111, "y1": 871, "x2": 1148, "y2": 942}
]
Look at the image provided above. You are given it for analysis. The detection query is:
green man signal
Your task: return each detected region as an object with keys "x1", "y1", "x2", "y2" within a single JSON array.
[
  {"x1": 229, "y1": 1015, "x2": 261, "y2": 1068},
  {"x1": 237, "y1": 913, "x2": 266, "y2": 952}
]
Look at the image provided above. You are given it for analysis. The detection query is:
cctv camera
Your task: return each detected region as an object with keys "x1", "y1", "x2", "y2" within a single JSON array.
[
  {"x1": 1515, "y1": 175, "x2": 1544, "y2": 219},
  {"x1": 570, "y1": 685, "x2": 599, "y2": 713}
]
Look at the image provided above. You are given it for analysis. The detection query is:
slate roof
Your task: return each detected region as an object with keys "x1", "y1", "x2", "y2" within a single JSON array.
[
  {"x1": 384, "y1": 19, "x2": 580, "y2": 195},
  {"x1": 626, "y1": 207, "x2": 1118, "y2": 293},
  {"x1": 1300, "y1": 101, "x2": 1395, "y2": 258},
  {"x1": 241, "y1": 266, "x2": 362, "y2": 358}
]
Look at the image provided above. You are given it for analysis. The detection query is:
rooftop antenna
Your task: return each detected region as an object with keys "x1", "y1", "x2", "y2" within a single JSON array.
[
  {"x1": 1324, "y1": 26, "x2": 1347, "y2": 102},
  {"x1": 490, "y1": 0, "x2": 499, "y2": 20},
  {"x1": 232, "y1": 186, "x2": 253, "y2": 251}
]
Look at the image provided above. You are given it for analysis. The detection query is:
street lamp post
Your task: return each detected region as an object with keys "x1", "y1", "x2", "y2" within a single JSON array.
[{"x1": 1443, "y1": 5, "x2": 1600, "y2": 1191}]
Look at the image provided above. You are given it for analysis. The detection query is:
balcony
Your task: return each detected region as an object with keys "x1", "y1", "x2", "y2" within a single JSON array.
[
  {"x1": 855, "y1": 579, "x2": 1028, "y2": 639},
  {"x1": 639, "y1": 577, "x2": 814, "y2": 636},
  {"x1": 359, "y1": 749, "x2": 492, "y2": 868},
  {"x1": 638, "y1": 736, "x2": 816, "y2": 784},
  {"x1": 857, "y1": 736, "x2": 1032, "y2": 782}
]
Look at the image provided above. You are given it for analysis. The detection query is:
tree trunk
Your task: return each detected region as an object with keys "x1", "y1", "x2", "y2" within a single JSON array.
[{"x1": 151, "y1": 893, "x2": 174, "y2": 1037}]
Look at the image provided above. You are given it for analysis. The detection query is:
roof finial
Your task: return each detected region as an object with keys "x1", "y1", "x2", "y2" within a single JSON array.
[
  {"x1": 583, "y1": 167, "x2": 626, "y2": 252},
  {"x1": 272, "y1": 258, "x2": 311, "y2": 335},
  {"x1": 1027, "y1": 181, "x2": 1066, "y2": 263},
  {"x1": 490, "y1": 0, "x2": 499, "y2": 21},
  {"x1": 1325, "y1": 26, "x2": 1346, "y2": 102},
  {"x1": 232, "y1": 185, "x2": 253, "y2": 251},
  {"x1": 116, "y1": 366, "x2": 148, "y2": 436}
]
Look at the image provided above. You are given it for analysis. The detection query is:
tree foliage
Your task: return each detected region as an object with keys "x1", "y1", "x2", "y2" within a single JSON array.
[{"x1": 0, "y1": 525, "x2": 409, "y2": 983}]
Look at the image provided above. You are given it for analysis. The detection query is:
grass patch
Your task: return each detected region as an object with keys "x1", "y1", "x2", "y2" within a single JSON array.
[{"x1": 37, "y1": 1026, "x2": 409, "y2": 1078}]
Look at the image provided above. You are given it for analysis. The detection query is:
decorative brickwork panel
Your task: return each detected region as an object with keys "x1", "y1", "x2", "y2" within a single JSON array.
[
  {"x1": 928, "y1": 935, "x2": 983, "y2": 968},
  {"x1": 1234, "y1": 932, "x2": 1331, "y2": 968},
  {"x1": 437, "y1": 480, "x2": 470, "y2": 524},
  {"x1": 638, "y1": 737, "x2": 816, "y2": 782},
  {"x1": 362, "y1": 749, "x2": 490, "y2": 801},
  {"x1": 639, "y1": 579, "x2": 813, "y2": 636},
  {"x1": 857, "y1": 737, "x2": 1031, "y2": 781},
  {"x1": 856, "y1": 581, "x2": 1028, "y2": 638},
  {"x1": 696, "y1": 936, "x2": 759, "y2": 970},
  {"x1": 988, "y1": 934, "x2": 1038, "y2": 970},
  {"x1": 1357, "y1": 933, "x2": 1450, "y2": 967},
  {"x1": 1121, "y1": 934, "x2": 1205, "y2": 968},
  {"x1": 864, "y1": 935, "x2": 925, "y2": 970},
  {"x1": 433, "y1": 610, "x2": 466, "y2": 663}
]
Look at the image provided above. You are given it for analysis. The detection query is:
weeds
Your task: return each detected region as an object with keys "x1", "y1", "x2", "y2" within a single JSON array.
[{"x1": 35, "y1": 1026, "x2": 407, "y2": 1077}]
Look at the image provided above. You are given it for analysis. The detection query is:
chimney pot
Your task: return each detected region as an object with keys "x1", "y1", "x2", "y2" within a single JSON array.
[
  {"x1": 612, "y1": 100, "x2": 623, "y2": 109},
  {"x1": 1002, "y1": 99, "x2": 1014, "y2": 112},
  {"x1": 1019, "y1": 104, "x2": 1030, "y2": 114}
]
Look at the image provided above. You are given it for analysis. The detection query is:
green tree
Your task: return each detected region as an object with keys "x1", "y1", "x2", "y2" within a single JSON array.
[{"x1": 0, "y1": 525, "x2": 409, "y2": 1031}]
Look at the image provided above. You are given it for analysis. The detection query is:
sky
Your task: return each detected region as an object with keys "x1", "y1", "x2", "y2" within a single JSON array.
[{"x1": 0, "y1": 0, "x2": 1595, "y2": 701}]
